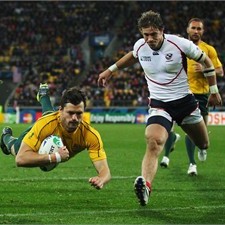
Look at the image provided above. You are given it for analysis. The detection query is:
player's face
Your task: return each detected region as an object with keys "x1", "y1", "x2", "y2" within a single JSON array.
[
  {"x1": 187, "y1": 21, "x2": 204, "y2": 43},
  {"x1": 140, "y1": 27, "x2": 164, "y2": 50},
  {"x1": 59, "y1": 102, "x2": 84, "y2": 133}
]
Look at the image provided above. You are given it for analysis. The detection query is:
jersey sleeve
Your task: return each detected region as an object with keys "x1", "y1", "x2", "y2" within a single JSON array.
[
  {"x1": 207, "y1": 45, "x2": 222, "y2": 68},
  {"x1": 166, "y1": 34, "x2": 203, "y2": 62},
  {"x1": 22, "y1": 116, "x2": 56, "y2": 152},
  {"x1": 86, "y1": 128, "x2": 107, "y2": 162},
  {"x1": 180, "y1": 37, "x2": 204, "y2": 62}
]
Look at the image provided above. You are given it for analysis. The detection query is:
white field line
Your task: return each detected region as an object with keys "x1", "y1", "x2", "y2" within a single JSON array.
[
  {"x1": 0, "y1": 205, "x2": 225, "y2": 217},
  {"x1": 1, "y1": 176, "x2": 224, "y2": 218},
  {"x1": 1, "y1": 176, "x2": 136, "y2": 182}
]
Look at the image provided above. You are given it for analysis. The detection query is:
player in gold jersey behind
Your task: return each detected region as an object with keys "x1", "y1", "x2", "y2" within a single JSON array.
[
  {"x1": 0, "y1": 84, "x2": 111, "y2": 189},
  {"x1": 186, "y1": 18, "x2": 223, "y2": 175},
  {"x1": 160, "y1": 18, "x2": 224, "y2": 175}
]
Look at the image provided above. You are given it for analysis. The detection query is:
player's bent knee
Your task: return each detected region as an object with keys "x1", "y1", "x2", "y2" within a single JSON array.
[
  {"x1": 145, "y1": 135, "x2": 166, "y2": 156},
  {"x1": 145, "y1": 134, "x2": 165, "y2": 146}
]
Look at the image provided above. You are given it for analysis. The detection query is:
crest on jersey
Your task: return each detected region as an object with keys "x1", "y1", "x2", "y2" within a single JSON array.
[{"x1": 165, "y1": 53, "x2": 173, "y2": 60}]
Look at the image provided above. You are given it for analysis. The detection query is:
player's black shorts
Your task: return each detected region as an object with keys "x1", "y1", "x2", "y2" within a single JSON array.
[
  {"x1": 194, "y1": 93, "x2": 209, "y2": 116},
  {"x1": 147, "y1": 94, "x2": 199, "y2": 132}
]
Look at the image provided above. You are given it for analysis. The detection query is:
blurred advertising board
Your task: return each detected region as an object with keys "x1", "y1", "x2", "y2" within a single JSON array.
[{"x1": 3, "y1": 107, "x2": 225, "y2": 125}]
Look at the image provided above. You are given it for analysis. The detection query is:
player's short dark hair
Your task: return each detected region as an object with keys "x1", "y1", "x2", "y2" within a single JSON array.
[
  {"x1": 60, "y1": 87, "x2": 86, "y2": 109},
  {"x1": 137, "y1": 10, "x2": 164, "y2": 31},
  {"x1": 187, "y1": 18, "x2": 204, "y2": 27}
]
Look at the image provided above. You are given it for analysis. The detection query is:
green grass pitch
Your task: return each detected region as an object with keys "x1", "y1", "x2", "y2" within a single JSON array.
[{"x1": 0, "y1": 123, "x2": 225, "y2": 224}]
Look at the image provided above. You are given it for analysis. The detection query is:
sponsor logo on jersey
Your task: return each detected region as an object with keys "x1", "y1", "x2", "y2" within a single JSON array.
[{"x1": 140, "y1": 56, "x2": 151, "y2": 61}]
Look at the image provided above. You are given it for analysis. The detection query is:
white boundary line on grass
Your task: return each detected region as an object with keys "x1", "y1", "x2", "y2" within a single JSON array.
[
  {"x1": 0, "y1": 205, "x2": 225, "y2": 217},
  {"x1": 1, "y1": 176, "x2": 225, "y2": 219},
  {"x1": 1, "y1": 176, "x2": 136, "y2": 182}
]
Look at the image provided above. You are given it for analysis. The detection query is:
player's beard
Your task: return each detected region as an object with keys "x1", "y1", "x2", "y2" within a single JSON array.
[
  {"x1": 61, "y1": 118, "x2": 79, "y2": 133},
  {"x1": 67, "y1": 121, "x2": 79, "y2": 132},
  {"x1": 190, "y1": 34, "x2": 201, "y2": 44},
  {"x1": 147, "y1": 36, "x2": 164, "y2": 51},
  {"x1": 148, "y1": 42, "x2": 157, "y2": 50}
]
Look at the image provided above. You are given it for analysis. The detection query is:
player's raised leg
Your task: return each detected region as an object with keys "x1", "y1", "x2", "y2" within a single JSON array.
[{"x1": 37, "y1": 83, "x2": 55, "y2": 115}]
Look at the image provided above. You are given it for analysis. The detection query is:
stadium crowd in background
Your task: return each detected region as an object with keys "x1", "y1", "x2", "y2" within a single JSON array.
[
  {"x1": 1, "y1": 1, "x2": 225, "y2": 108},
  {"x1": 81, "y1": 1, "x2": 225, "y2": 108},
  {"x1": 0, "y1": 1, "x2": 125, "y2": 107}
]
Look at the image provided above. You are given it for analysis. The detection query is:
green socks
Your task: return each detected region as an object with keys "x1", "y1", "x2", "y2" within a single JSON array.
[
  {"x1": 164, "y1": 131, "x2": 176, "y2": 157},
  {"x1": 39, "y1": 95, "x2": 55, "y2": 115},
  {"x1": 185, "y1": 135, "x2": 196, "y2": 164},
  {"x1": 3, "y1": 134, "x2": 17, "y2": 154}
]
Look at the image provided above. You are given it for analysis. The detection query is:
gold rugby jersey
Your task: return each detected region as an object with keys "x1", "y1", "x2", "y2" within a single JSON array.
[
  {"x1": 23, "y1": 112, "x2": 106, "y2": 162},
  {"x1": 187, "y1": 41, "x2": 222, "y2": 94}
]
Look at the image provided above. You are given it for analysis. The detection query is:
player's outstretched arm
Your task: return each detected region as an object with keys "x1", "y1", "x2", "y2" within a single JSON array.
[
  {"x1": 201, "y1": 54, "x2": 222, "y2": 107},
  {"x1": 15, "y1": 141, "x2": 69, "y2": 167},
  {"x1": 98, "y1": 51, "x2": 138, "y2": 87},
  {"x1": 89, "y1": 159, "x2": 111, "y2": 189}
]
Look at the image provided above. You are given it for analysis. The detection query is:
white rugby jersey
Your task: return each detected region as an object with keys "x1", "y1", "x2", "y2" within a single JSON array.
[{"x1": 133, "y1": 34, "x2": 204, "y2": 102}]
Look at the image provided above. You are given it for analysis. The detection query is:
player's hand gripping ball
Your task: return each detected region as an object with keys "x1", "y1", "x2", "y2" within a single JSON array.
[{"x1": 38, "y1": 135, "x2": 63, "y2": 172}]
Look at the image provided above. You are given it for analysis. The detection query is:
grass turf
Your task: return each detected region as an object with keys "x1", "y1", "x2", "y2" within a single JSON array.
[{"x1": 0, "y1": 123, "x2": 225, "y2": 224}]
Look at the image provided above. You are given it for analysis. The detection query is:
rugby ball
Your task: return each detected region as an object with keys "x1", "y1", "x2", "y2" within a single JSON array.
[{"x1": 38, "y1": 135, "x2": 63, "y2": 172}]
